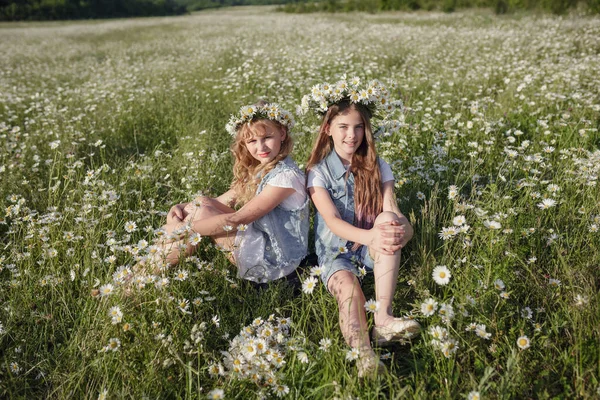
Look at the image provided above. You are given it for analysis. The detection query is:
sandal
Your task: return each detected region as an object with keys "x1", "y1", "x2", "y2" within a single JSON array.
[{"x1": 372, "y1": 318, "x2": 421, "y2": 346}]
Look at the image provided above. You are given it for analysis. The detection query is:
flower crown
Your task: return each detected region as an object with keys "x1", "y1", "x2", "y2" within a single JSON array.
[
  {"x1": 225, "y1": 103, "x2": 295, "y2": 137},
  {"x1": 298, "y1": 76, "x2": 403, "y2": 116}
]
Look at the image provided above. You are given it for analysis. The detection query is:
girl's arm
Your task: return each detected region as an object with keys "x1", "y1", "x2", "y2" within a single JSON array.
[
  {"x1": 382, "y1": 180, "x2": 413, "y2": 246},
  {"x1": 309, "y1": 186, "x2": 400, "y2": 255},
  {"x1": 169, "y1": 185, "x2": 295, "y2": 237},
  {"x1": 169, "y1": 189, "x2": 237, "y2": 222},
  {"x1": 213, "y1": 188, "x2": 237, "y2": 209}
]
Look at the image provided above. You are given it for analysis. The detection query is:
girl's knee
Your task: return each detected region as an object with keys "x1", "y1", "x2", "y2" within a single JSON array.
[
  {"x1": 328, "y1": 271, "x2": 362, "y2": 298},
  {"x1": 374, "y1": 211, "x2": 400, "y2": 225}
]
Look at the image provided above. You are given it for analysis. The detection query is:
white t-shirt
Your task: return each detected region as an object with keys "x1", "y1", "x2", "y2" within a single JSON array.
[{"x1": 307, "y1": 158, "x2": 394, "y2": 189}]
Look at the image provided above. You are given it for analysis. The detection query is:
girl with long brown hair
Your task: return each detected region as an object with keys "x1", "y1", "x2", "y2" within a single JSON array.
[
  {"x1": 303, "y1": 78, "x2": 420, "y2": 378},
  {"x1": 144, "y1": 102, "x2": 309, "y2": 283}
]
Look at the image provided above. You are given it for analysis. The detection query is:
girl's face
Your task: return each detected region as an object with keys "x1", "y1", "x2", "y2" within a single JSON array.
[
  {"x1": 244, "y1": 122, "x2": 286, "y2": 164},
  {"x1": 326, "y1": 106, "x2": 365, "y2": 165}
]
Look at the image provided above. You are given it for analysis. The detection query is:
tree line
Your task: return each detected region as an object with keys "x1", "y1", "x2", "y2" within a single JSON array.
[
  {"x1": 1, "y1": 0, "x2": 597, "y2": 22},
  {"x1": 278, "y1": 0, "x2": 600, "y2": 14},
  {"x1": 0, "y1": 0, "x2": 186, "y2": 21},
  {"x1": 175, "y1": 0, "x2": 297, "y2": 12}
]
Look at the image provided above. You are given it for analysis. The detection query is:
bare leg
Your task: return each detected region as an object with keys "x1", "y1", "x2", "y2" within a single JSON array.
[
  {"x1": 369, "y1": 212, "x2": 421, "y2": 344},
  {"x1": 148, "y1": 201, "x2": 236, "y2": 270},
  {"x1": 328, "y1": 270, "x2": 370, "y2": 350},
  {"x1": 328, "y1": 270, "x2": 387, "y2": 377},
  {"x1": 370, "y1": 211, "x2": 402, "y2": 327}
]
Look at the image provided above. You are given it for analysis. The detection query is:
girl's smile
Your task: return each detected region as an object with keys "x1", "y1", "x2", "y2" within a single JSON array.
[{"x1": 326, "y1": 107, "x2": 365, "y2": 165}]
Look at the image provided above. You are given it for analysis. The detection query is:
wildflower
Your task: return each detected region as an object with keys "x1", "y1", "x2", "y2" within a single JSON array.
[
  {"x1": 448, "y1": 185, "x2": 458, "y2": 200},
  {"x1": 537, "y1": 198, "x2": 557, "y2": 209},
  {"x1": 108, "y1": 306, "x2": 123, "y2": 324},
  {"x1": 319, "y1": 338, "x2": 332, "y2": 351},
  {"x1": 432, "y1": 265, "x2": 451, "y2": 286},
  {"x1": 438, "y1": 303, "x2": 455, "y2": 323},
  {"x1": 98, "y1": 389, "x2": 108, "y2": 400},
  {"x1": 222, "y1": 225, "x2": 233, "y2": 232},
  {"x1": 9, "y1": 361, "x2": 20, "y2": 374},
  {"x1": 548, "y1": 278, "x2": 561, "y2": 287},
  {"x1": 416, "y1": 191, "x2": 425, "y2": 200},
  {"x1": 208, "y1": 363, "x2": 225, "y2": 377},
  {"x1": 124, "y1": 221, "x2": 137, "y2": 233},
  {"x1": 494, "y1": 279, "x2": 505, "y2": 290},
  {"x1": 438, "y1": 226, "x2": 458, "y2": 240},
  {"x1": 452, "y1": 215, "x2": 466, "y2": 226},
  {"x1": 429, "y1": 325, "x2": 448, "y2": 341},
  {"x1": 475, "y1": 324, "x2": 492, "y2": 340},
  {"x1": 574, "y1": 294, "x2": 588, "y2": 306},
  {"x1": 516, "y1": 335, "x2": 531, "y2": 350},
  {"x1": 468, "y1": 391, "x2": 481, "y2": 400},
  {"x1": 500, "y1": 291, "x2": 510, "y2": 299},
  {"x1": 122, "y1": 322, "x2": 132, "y2": 332},
  {"x1": 212, "y1": 315, "x2": 220, "y2": 327},
  {"x1": 273, "y1": 385, "x2": 290, "y2": 398},
  {"x1": 188, "y1": 233, "x2": 202, "y2": 245},
  {"x1": 297, "y1": 351, "x2": 309, "y2": 363},
  {"x1": 441, "y1": 338, "x2": 459, "y2": 357},
  {"x1": 99, "y1": 283, "x2": 115, "y2": 297},
  {"x1": 178, "y1": 299, "x2": 191, "y2": 314},
  {"x1": 483, "y1": 220, "x2": 502, "y2": 230},
  {"x1": 309, "y1": 265, "x2": 323, "y2": 276},
  {"x1": 364, "y1": 299, "x2": 380, "y2": 313},
  {"x1": 346, "y1": 347, "x2": 360, "y2": 361},
  {"x1": 174, "y1": 269, "x2": 189, "y2": 281},
  {"x1": 421, "y1": 298, "x2": 438, "y2": 317},
  {"x1": 521, "y1": 307, "x2": 533, "y2": 319},
  {"x1": 338, "y1": 246, "x2": 348, "y2": 254},
  {"x1": 106, "y1": 337, "x2": 121, "y2": 352},
  {"x1": 207, "y1": 388, "x2": 225, "y2": 399},
  {"x1": 302, "y1": 276, "x2": 318, "y2": 294},
  {"x1": 237, "y1": 224, "x2": 248, "y2": 231}
]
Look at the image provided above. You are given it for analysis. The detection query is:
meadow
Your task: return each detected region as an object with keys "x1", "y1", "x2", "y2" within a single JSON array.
[{"x1": 1, "y1": 6, "x2": 599, "y2": 399}]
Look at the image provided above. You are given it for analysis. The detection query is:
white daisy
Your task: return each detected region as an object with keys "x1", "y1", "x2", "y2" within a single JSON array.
[{"x1": 432, "y1": 265, "x2": 451, "y2": 286}]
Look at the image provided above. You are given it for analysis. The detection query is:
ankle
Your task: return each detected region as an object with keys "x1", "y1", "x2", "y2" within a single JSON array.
[{"x1": 374, "y1": 314, "x2": 395, "y2": 327}]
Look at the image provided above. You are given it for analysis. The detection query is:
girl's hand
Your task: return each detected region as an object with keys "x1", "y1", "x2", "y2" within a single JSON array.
[
  {"x1": 163, "y1": 221, "x2": 189, "y2": 240},
  {"x1": 167, "y1": 203, "x2": 189, "y2": 224},
  {"x1": 369, "y1": 221, "x2": 406, "y2": 255}
]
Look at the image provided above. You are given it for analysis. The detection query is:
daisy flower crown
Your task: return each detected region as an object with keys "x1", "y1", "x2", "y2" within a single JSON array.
[
  {"x1": 297, "y1": 76, "x2": 405, "y2": 136},
  {"x1": 225, "y1": 103, "x2": 295, "y2": 137}
]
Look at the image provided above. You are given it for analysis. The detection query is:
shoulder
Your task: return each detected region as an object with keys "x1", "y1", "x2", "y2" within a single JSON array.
[
  {"x1": 307, "y1": 167, "x2": 329, "y2": 189},
  {"x1": 377, "y1": 157, "x2": 394, "y2": 183},
  {"x1": 266, "y1": 159, "x2": 305, "y2": 189},
  {"x1": 274, "y1": 157, "x2": 304, "y2": 175},
  {"x1": 377, "y1": 157, "x2": 390, "y2": 169}
]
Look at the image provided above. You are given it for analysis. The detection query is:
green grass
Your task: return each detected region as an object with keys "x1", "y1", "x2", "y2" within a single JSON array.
[{"x1": 0, "y1": 6, "x2": 599, "y2": 399}]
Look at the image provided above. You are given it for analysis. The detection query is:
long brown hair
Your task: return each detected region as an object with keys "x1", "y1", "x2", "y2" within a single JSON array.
[
  {"x1": 306, "y1": 101, "x2": 383, "y2": 230},
  {"x1": 230, "y1": 119, "x2": 293, "y2": 206}
]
